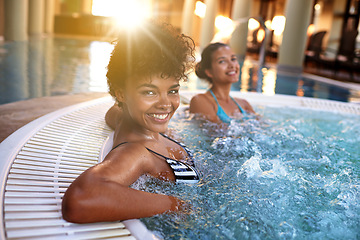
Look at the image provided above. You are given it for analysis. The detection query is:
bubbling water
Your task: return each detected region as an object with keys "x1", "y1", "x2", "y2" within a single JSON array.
[{"x1": 139, "y1": 106, "x2": 360, "y2": 240}]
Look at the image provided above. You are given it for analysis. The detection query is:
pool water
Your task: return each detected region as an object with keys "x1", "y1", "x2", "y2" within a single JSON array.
[
  {"x1": 1, "y1": 37, "x2": 360, "y2": 104},
  {"x1": 139, "y1": 106, "x2": 360, "y2": 239},
  {"x1": 0, "y1": 37, "x2": 112, "y2": 104}
]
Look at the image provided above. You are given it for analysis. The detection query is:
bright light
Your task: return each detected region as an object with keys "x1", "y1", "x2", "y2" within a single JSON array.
[
  {"x1": 194, "y1": 1, "x2": 206, "y2": 18},
  {"x1": 271, "y1": 15, "x2": 286, "y2": 36},
  {"x1": 212, "y1": 15, "x2": 235, "y2": 42},
  {"x1": 256, "y1": 28, "x2": 265, "y2": 42},
  {"x1": 92, "y1": 0, "x2": 151, "y2": 30},
  {"x1": 262, "y1": 68, "x2": 276, "y2": 96},
  {"x1": 307, "y1": 24, "x2": 315, "y2": 36},
  {"x1": 314, "y1": 3, "x2": 321, "y2": 11},
  {"x1": 248, "y1": 18, "x2": 260, "y2": 31},
  {"x1": 215, "y1": 16, "x2": 234, "y2": 30}
]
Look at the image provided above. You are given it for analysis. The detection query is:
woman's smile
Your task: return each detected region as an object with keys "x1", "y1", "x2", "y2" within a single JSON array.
[
  {"x1": 206, "y1": 46, "x2": 240, "y2": 83},
  {"x1": 147, "y1": 112, "x2": 170, "y2": 121},
  {"x1": 121, "y1": 75, "x2": 180, "y2": 134},
  {"x1": 226, "y1": 70, "x2": 237, "y2": 76}
]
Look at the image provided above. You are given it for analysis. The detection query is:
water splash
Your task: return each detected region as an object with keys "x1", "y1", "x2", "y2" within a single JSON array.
[{"x1": 139, "y1": 106, "x2": 360, "y2": 239}]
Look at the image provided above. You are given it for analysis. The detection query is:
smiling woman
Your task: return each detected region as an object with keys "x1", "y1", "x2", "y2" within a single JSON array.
[
  {"x1": 190, "y1": 42, "x2": 256, "y2": 124},
  {"x1": 61, "y1": 20, "x2": 198, "y2": 223}
]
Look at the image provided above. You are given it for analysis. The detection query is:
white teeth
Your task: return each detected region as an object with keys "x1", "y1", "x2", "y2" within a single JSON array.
[
  {"x1": 150, "y1": 113, "x2": 168, "y2": 120},
  {"x1": 227, "y1": 71, "x2": 236, "y2": 75}
]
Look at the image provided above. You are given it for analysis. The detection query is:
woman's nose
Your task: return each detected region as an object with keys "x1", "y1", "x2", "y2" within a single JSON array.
[
  {"x1": 157, "y1": 94, "x2": 171, "y2": 108},
  {"x1": 229, "y1": 60, "x2": 239, "y2": 69}
]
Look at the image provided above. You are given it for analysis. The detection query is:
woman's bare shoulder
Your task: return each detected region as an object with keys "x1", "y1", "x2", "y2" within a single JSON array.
[
  {"x1": 189, "y1": 93, "x2": 212, "y2": 110},
  {"x1": 189, "y1": 93, "x2": 219, "y2": 122},
  {"x1": 234, "y1": 97, "x2": 256, "y2": 114},
  {"x1": 96, "y1": 142, "x2": 155, "y2": 184},
  {"x1": 105, "y1": 142, "x2": 150, "y2": 164},
  {"x1": 105, "y1": 104, "x2": 123, "y2": 129}
]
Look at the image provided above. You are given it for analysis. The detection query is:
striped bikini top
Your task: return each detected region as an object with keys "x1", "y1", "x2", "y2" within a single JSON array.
[
  {"x1": 209, "y1": 89, "x2": 247, "y2": 124},
  {"x1": 111, "y1": 133, "x2": 199, "y2": 184}
]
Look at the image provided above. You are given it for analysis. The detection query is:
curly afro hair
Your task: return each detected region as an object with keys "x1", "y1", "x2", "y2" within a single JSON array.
[{"x1": 106, "y1": 20, "x2": 196, "y2": 98}]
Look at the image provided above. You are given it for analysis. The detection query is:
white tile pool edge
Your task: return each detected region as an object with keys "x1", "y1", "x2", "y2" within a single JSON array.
[{"x1": 0, "y1": 96, "x2": 158, "y2": 240}]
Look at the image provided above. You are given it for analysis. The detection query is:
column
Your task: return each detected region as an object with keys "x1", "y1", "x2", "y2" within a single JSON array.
[
  {"x1": 277, "y1": 0, "x2": 314, "y2": 72},
  {"x1": 0, "y1": 0, "x2": 4, "y2": 37},
  {"x1": 28, "y1": 0, "x2": 45, "y2": 36},
  {"x1": 181, "y1": 0, "x2": 196, "y2": 37},
  {"x1": 229, "y1": 0, "x2": 252, "y2": 60},
  {"x1": 80, "y1": 0, "x2": 92, "y2": 15},
  {"x1": 44, "y1": 0, "x2": 55, "y2": 34},
  {"x1": 200, "y1": 0, "x2": 218, "y2": 49},
  {"x1": 4, "y1": 0, "x2": 28, "y2": 41}
]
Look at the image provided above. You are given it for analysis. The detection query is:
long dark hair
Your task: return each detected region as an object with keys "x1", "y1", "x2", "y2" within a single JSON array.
[{"x1": 195, "y1": 42, "x2": 228, "y2": 83}]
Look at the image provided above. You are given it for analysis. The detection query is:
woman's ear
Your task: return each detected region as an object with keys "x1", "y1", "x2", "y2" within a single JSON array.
[
  {"x1": 205, "y1": 69, "x2": 213, "y2": 79},
  {"x1": 115, "y1": 89, "x2": 125, "y2": 103}
]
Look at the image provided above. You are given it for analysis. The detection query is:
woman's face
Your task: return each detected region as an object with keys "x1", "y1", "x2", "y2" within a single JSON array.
[
  {"x1": 205, "y1": 46, "x2": 240, "y2": 84},
  {"x1": 120, "y1": 75, "x2": 180, "y2": 134}
]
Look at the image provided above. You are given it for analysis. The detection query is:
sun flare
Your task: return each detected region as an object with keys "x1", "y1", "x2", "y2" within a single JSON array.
[{"x1": 92, "y1": 0, "x2": 151, "y2": 30}]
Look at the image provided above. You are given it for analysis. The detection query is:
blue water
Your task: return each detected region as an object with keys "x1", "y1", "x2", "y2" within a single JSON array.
[
  {"x1": 0, "y1": 37, "x2": 111, "y2": 104},
  {"x1": 139, "y1": 107, "x2": 360, "y2": 239},
  {"x1": 1, "y1": 37, "x2": 360, "y2": 104}
]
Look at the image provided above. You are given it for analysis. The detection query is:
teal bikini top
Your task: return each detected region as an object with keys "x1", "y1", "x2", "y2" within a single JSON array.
[{"x1": 209, "y1": 89, "x2": 246, "y2": 124}]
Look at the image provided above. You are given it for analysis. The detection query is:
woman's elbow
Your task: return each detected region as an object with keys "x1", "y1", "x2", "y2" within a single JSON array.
[{"x1": 62, "y1": 191, "x2": 85, "y2": 223}]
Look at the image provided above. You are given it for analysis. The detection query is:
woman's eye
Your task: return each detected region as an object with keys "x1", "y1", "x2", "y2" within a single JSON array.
[
  {"x1": 231, "y1": 57, "x2": 237, "y2": 62},
  {"x1": 169, "y1": 89, "x2": 179, "y2": 94},
  {"x1": 141, "y1": 90, "x2": 155, "y2": 96}
]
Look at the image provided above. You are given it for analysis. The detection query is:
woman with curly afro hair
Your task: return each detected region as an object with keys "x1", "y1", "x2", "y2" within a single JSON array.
[{"x1": 62, "y1": 21, "x2": 198, "y2": 223}]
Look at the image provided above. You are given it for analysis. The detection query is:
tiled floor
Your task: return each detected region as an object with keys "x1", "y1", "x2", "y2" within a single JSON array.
[{"x1": 0, "y1": 92, "x2": 109, "y2": 143}]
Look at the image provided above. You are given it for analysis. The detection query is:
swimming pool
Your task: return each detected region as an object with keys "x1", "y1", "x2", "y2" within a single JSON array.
[
  {"x1": 1, "y1": 37, "x2": 360, "y2": 105},
  {"x1": 138, "y1": 99, "x2": 360, "y2": 239}
]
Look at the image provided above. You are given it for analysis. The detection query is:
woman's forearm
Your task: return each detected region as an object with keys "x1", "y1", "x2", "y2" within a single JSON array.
[{"x1": 62, "y1": 176, "x2": 182, "y2": 223}]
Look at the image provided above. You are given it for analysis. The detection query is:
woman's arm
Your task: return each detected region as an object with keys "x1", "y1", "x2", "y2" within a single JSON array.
[
  {"x1": 105, "y1": 104, "x2": 123, "y2": 129},
  {"x1": 62, "y1": 144, "x2": 184, "y2": 223}
]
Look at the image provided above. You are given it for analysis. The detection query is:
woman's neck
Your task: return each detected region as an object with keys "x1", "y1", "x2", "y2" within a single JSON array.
[
  {"x1": 117, "y1": 115, "x2": 161, "y2": 142},
  {"x1": 210, "y1": 85, "x2": 232, "y2": 102}
]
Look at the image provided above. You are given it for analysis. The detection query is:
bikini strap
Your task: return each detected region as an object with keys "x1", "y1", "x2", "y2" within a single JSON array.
[
  {"x1": 111, "y1": 142, "x2": 128, "y2": 151},
  {"x1": 209, "y1": 89, "x2": 220, "y2": 105},
  {"x1": 210, "y1": 89, "x2": 246, "y2": 115},
  {"x1": 111, "y1": 141, "x2": 169, "y2": 161},
  {"x1": 160, "y1": 133, "x2": 194, "y2": 160},
  {"x1": 145, "y1": 147, "x2": 168, "y2": 159},
  {"x1": 230, "y1": 96, "x2": 247, "y2": 115}
]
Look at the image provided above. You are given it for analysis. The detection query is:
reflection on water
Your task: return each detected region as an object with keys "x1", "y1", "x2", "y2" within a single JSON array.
[
  {"x1": 0, "y1": 37, "x2": 112, "y2": 104},
  {"x1": 1, "y1": 37, "x2": 359, "y2": 105}
]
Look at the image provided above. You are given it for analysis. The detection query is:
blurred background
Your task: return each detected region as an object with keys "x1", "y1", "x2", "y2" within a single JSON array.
[{"x1": 0, "y1": 0, "x2": 360, "y2": 105}]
